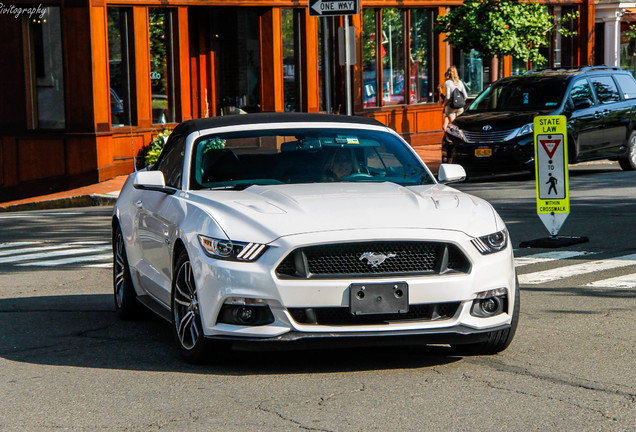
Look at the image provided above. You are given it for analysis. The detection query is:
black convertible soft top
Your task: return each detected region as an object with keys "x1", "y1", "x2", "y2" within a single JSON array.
[{"x1": 171, "y1": 112, "x2": 386, "y2": 137}]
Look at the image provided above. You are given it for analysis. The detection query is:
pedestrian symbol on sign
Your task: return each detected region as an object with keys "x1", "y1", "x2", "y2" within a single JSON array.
[{"x1": 546, "y1": 173, "x2": 558, "y2": 195}]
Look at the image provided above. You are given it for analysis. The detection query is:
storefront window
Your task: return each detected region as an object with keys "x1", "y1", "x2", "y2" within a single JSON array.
[
  {"x1": 149, "y1": 8, "x2": 175, "y2": 124},
  {"x1": 212, "y1": 8, "x2": 261, "y2": 115},
  {"x1": 25, "y1": 6, "x2": 65, "y2": 129},
  {"x1": 362, "y1": 8, "x2": 436, "y2": 108},
  {"x1": 512, "y1": 58, "x2": 528, "y2": 76},
  {"x1": 107, "y1": 7, "x2": 134, "y2": 127},
  {"x1": 410, "y1": 9, "x2": 435, "y2": 103},
  {"x1": 382, "y1": 9, "x2": 404, "y2": 106},
  {"x1": 455, "y1": 49, "x2": 484, "y2": 96},
  {"x1": 362, "y1": 9, "x2": 377, "y2": 108},
  {"x1": 282, "y1": 9, "x2": 303, "y2": 112}
]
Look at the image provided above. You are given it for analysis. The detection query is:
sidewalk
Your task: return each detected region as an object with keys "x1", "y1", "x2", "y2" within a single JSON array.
[{"x1": 0, "y1": 175, "x2": 128, "y2": 213}]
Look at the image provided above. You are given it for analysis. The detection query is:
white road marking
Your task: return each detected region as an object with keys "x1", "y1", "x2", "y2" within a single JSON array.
[
  {"x1": 0, "y1": 241, "x2": 41, "y2": 249},
  {"x1": 518, "y1": 254, "x2": 636, "y2": 285},
  {"x1": 587, "y1": 274, "x2": 636, "y2": 289},
  {"x1": 0, "y1": 245, "x2": 111, "y2": 264},
  {"x1": 515, "y1": 250, "x2": 595, "y2": 267},
  {"x1": 0, "y1": 244, "x2": 73, "y2": 258},
  {"x1": 85, "y1": 262, "x2": 113, "y2": 269},
  {"x1": 18, "y1": 253, "x2": 113, "y2": 267}
]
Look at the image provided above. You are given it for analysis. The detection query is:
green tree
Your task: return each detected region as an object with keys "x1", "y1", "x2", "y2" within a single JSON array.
[{"x1": 436, "y1": 0, "x2": 578, "y2": 80}]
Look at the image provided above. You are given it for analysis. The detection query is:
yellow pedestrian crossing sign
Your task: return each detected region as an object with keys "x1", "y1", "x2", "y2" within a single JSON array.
[{"x1": 534, "y1": 116, "x2": 570, "y2": 235}]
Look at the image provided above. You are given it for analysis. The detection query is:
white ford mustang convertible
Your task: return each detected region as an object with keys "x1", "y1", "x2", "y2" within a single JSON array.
[{"x1": 112, "y1": 113, "x2": 518, "y2": 362}]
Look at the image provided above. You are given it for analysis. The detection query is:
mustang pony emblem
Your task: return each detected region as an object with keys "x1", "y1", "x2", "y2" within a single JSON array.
[{"x1": 359, "y1": 252, "x2": 397, "y2": 267}]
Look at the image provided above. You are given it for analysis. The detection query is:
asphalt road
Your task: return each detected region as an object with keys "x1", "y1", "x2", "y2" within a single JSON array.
[{"x1": 0, "y1": 163, "x2": 634, "y2": 431}]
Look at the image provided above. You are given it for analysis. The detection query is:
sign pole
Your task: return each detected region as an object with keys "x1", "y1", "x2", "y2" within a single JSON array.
[
  {"x1": 344, "y1": 14, "x2": 352, "y2": 115},
  {"x1": 519, "y1": 115, "x2": 588, "y2": 248}
]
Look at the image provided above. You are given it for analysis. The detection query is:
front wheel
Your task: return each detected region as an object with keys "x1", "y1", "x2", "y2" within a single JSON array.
[
  {"x1": 452, "y1": 278, "x2": 520, "y2": 356},
  {"x1": 171, "y1": 250, "x2": 227, "y2": 363},
  {"x1": 619, "y1": 132, "x2": 636, "y2": 171}
]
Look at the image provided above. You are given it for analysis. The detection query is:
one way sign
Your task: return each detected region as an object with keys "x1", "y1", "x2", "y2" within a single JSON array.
[{"x1": 308, "y1": 0, "x2": 360, "y2": 16}]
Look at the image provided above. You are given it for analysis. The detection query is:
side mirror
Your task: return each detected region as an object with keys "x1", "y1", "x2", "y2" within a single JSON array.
[
  {"x1": 438, "y1": 163, "x2": 467, "y2": 184},
  {"x1": 132, "y1": 171, "x2": 176, "y2": 195}
]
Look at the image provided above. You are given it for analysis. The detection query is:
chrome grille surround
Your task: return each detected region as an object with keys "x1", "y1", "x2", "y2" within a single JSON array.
[
  {"x1": 275, "y1": 241, "x2": 471, "y2": 279},
  {"x1": 462, "y1": 129, "x2": 516, "y2": 143}
]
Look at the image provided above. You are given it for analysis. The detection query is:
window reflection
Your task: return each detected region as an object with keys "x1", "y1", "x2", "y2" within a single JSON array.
[
  {"x1": 107, "y1": 7, "x2": 134, "y2": 127},
  {"x1": 149, "y1": 8, "x2": 175, "y2": 124},
  {"x1": 381, "y1": 8, "x2": 404, "y2": 106},
  {"x1": 26, "y1": 6, "x2": 65, "y2": 129},
  {"x1": 362, "y1": 9, "x2": 377, "y2": 108}
]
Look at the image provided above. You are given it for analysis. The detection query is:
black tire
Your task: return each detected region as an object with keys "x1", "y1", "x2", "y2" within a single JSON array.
[
  {"x1": 452, "y1": 278, "x2": 520, "y2": 356},
  {"x1": 619, "y1": 132, "x2": 636, "y2": 171},
  {"x1": 171, "y1": 250, "x2": 226, "y2": 363},
  {"x1": 113, "y1": 226, "x2": 143, "y2": 319}
]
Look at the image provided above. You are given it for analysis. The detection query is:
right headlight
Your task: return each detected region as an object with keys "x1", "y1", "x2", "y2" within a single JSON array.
[
  {"x1": 471, "y1": 229, "x2": 508, "y2": 255},
  {"x1": 446, "y1": 124, "x2": 466, "y2": 141},
  {"x1": 198, "y1": 235, "x2": 267, "y2": 262}
]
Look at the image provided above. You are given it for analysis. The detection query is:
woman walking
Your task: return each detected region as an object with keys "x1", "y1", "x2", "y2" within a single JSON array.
[{"x1": 442, "y1": 66, "x2": 468, "y2": 132}]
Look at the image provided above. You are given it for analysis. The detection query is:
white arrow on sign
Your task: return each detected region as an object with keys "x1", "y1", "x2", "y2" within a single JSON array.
[{"x1": 311, "y1": 0, "x2": 356, "y2": 15}]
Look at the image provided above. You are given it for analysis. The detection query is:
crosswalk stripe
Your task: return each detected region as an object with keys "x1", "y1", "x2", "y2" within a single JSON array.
[
  {"x1": 0, "y1": 241, "x2": 41, "y2": 249},
  {"x1": 515, "y1": 250, "x2": 595, "y2": 267},
  {"x1": 17, "y1": 253, "x2": 113, "y2": 267},
  {"x1": 0, "y1": 244, "x2": 74, "y2": 258},
  {"x1": 518, "y1": 253, "x2": 636, "y2": 285},
  {"x1": 85, "y1": 262, "x2": 113, "y2": 269},
  {"x1": 0, "y1": 245, "x2": 111, "y2": 264},
  {"x1": 587, "y1": 274, "x2": 636, "y2": 289}
]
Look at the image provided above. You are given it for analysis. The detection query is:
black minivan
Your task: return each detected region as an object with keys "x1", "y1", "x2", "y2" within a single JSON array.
[{"x1": 442, "y1": 66, "x2": 636, "y2": 174}]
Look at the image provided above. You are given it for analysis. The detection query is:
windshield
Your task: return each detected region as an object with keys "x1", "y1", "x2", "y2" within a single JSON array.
[
  {"x1": 189, "y1": 127, "x2": 434, "y2": 190},
  {"x1": 468, "y1": 77, "x2": 568, "y2": 112}
]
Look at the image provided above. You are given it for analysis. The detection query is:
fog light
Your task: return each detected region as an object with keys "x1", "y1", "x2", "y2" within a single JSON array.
[
  {"x1": 234, "y1": 306, "x2": 256, "y2": 324},
  {"x1": 480, "y1": 297, "x2": 500, "y2": 314},
  {"x1": 217, "y1": 302, "x2": 275, "y2": 326},
  {"x1": 471, "y1": 289, "x2": 507, "y2": 318}
]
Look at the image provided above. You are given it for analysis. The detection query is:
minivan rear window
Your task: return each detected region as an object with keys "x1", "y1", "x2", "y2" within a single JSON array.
[{"x1": 615, "y1": 74, "x2": 636, "y2": 99}]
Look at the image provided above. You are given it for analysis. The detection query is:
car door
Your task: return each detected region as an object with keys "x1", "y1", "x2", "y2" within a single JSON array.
[
  {"x1": 135, "y1": 134, "x2": 185, "y2": 306},
  {"x1": 566, "y1": 78, "x2": 604, "y2": 161},
  {"x1": 588, "y1": 75, "x2": 630, "y2": 158}
]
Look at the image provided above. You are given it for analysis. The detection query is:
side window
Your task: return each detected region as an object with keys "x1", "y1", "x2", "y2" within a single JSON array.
[
  {"x1": 154, "y1": 134, "x2": 185, "y2": 189},
  {"x1": 614, "y1": 74, "x2": 636, "y2": 99},
  {"x1": 569, "y1": 79, "x2": 595, "y2": 108},
  {"x1": 589, "y1": 76, "x2": 621, "y2": 104}
]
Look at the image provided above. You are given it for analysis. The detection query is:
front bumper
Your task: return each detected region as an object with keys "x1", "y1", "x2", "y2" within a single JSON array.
[
  {"x1": 189, "y1": 228, "x2": 517, "y2": 344},
  {"x1": 442, "y1": 133, "x2": 535, "y2": 173}
]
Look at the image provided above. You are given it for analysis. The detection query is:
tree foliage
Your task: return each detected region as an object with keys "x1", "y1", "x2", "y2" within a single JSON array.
[{"x1": 436, "y1": 0, "x2": 578, "y2": 64}]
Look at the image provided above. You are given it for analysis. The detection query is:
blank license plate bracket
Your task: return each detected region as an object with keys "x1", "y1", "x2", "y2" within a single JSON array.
[{"x1": 349, "y1": 282, "x2": 409, "y2": 315}]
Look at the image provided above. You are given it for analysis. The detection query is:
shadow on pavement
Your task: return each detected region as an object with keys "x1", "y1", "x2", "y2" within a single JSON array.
[{"x1": 0, "y1": 294, "x2": 462, "y2": 374}]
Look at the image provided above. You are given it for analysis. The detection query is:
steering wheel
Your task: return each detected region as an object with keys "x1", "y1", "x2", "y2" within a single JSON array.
[{"x1": 340, "y1": 173, "x2": 373, "y2": 181}]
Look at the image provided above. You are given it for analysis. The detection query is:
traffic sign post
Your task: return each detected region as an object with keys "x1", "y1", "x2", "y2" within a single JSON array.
[
  {"x1": 308, "y1": 0, "x2": 360, "y2": 16},
  {"x1": 519, "y1": 115, "x2": 588, "y2": 248}
]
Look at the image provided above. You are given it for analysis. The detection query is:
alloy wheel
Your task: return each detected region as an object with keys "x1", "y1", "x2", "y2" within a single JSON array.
[{"x1": 173, "y1": 260, "x2": 201, "y2": 350}]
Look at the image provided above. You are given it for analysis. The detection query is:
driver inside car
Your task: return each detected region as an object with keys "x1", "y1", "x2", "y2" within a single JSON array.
[{"x1": 322, "y1": 148, "x2": 356, "y2": 181}]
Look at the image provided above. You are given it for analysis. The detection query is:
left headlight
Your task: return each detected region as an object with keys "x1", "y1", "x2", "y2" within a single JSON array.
[
  {"x1": 198, "y1": 235, "x2": 267, "y2": 262},
  {"x1": 515, "y1": 122, "x2": 534, "y2": 137},
  {"x1": 471, "y1": 229, "x2": 508, "y2": 255}
]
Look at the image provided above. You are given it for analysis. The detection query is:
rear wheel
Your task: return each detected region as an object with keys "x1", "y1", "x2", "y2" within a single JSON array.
[
  {"x1": 171, "y1": 250, "x2": 227, "y2": 363},
  {"x1": 619, "y1": 132, "x2": 636, "y2": 171},
  {"x1": 113, "y1": 226, "x2": 142, "y2": 319},
  {"x1": 452, "y1": 278, "x2": 520, "y2": 356}
]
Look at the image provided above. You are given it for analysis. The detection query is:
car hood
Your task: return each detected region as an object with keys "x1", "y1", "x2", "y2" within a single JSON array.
[
  {"x1": 454, "y1": 110, "x2": 550, "y2": 131},
  {"x1": 186, "y1": 182, "x2": 501, "y2": 244}
]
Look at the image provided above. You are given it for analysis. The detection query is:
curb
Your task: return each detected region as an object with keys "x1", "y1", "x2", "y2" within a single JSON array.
[{"x1": 0, "y1": 194, "x2": 118, "y2": 213}]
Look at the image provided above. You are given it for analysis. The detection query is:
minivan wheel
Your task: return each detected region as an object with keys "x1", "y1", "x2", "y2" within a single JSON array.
[{"x1": 619, "y1": 132, "x2": 636, "y2": 171}]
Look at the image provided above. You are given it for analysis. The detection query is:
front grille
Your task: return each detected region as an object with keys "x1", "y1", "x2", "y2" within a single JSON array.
[
  {"x1": 276, "y1": 241, "x2": 470, "y2": 279},
  {"x1": 288, "y1": 302, "x2": 460, "y2": 325},
  {"x1": 463, "y1": 129, "x2": 515, "y2": 143}
]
